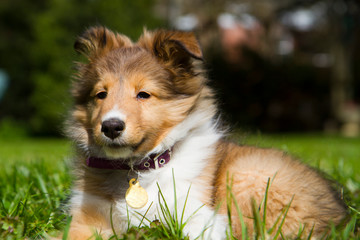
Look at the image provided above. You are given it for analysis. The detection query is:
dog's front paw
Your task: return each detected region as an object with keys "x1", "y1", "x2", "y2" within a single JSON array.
[
  {"x1": 66, "y1": 225, "x2": 114, "y2": 240},
  {"x1": 183, "y1": 210, "x2": 227, "y2": 240},
  {"x1": 203, "y1": 214, "x2": 228, "y2": 240}
]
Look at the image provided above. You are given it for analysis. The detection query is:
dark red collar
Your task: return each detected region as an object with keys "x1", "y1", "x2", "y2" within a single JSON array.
[{"x1": 86, "y1": 149, "x2": 172, "y2": 171}]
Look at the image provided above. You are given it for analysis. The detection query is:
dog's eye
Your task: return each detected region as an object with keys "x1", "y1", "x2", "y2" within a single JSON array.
[
  {"x1": 96, "y1": 91, "x2": 107, "y2": 99},
  {"x1": 137, "y1": 91, "x2": 151, "y2": 99}
]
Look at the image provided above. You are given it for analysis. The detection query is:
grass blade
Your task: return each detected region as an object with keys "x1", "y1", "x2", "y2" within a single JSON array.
[
  {"x1": 172, "y1": 169, "x2": 178, "y2": 225},
  {"x1": 251, "y1": 198, "x2": 265, "y2": 240},
  {"x1": 306, "y1": 224, "x2": 314, "y2": 240},
  {"x1": 273, "y1": 195, "x2": 294, "y2": 239},
  {"x1": 62, "y1": 216, "x2": 72, "y2": 240},
  {"x1": 225, "y1": 173, "x2": 234, "y2": 238},
  {"x1": 180, "y1": 184, "x2": 192, "y2": 232},
  {"x1": 109, "y1": 204, "x2": 119, "y2": 240},
  {"x1": 157, "y1": 182, "x2": 176, "y2": 235},
  {"x1": 261, "y1": 178, "x2": 270, "y2": 225},
  {"x1": 341, "y1": 216, "x2": 357, "y2": 239},
  {"x1": 136, "y1": 202, "x2": 154, "y2": 227},
  {"x1": 229, "y1": 191, "x2": 247, "y2": 240}
]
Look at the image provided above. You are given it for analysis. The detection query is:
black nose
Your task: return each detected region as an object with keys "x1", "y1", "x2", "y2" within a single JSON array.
[{"x1": 101, "y1": 118, "x2": 125, "y2": 140}]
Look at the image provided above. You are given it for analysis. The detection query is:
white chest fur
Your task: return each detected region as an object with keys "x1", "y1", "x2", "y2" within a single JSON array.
[{"x1": 70, "y1": 116, "x2": 227, "y2": 239}]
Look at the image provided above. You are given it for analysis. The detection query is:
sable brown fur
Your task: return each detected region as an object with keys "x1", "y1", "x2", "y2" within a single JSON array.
[
  {"x1": 212, "y1": 142, "x2": 347, "y2": 237},
  {"x1": 64, "y1": 26, "x2": 348, "y2": 239}
]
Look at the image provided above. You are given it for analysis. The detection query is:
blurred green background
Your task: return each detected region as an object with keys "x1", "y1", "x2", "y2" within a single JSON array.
[
  {"x1": 0, "y1": 0, "x2": 163, "y2": 137},
  {"x1": 0, "y1": 0, "x2": 359, "y2": 137}
]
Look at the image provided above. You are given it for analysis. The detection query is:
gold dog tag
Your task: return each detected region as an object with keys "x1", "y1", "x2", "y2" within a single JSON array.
[{"x1": 125, "y1": 178, "x2": 148, "y2": 209}]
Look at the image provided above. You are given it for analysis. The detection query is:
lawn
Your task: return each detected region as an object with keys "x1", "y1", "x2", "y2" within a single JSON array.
[{"x1": 0, "y1": 134, "x2": 359, "y2": 239}]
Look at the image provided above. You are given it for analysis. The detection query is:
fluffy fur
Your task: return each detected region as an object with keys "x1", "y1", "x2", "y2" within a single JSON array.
[{"x1": 64, "y1": 26, "x2": 347, "y2": 239}]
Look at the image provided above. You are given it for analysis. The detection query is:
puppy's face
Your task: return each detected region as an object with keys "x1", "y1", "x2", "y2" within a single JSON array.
[{"x1": 70, "y1": 27, "x2": 204, "y2": 159}]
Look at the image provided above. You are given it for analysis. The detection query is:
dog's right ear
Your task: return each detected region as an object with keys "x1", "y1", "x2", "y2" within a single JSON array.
[{"x1": 74, "y1": 26, "x2": 132, "y2": 60}]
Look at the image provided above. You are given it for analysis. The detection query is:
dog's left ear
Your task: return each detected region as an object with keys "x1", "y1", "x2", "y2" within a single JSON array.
[
  {"x1": 74, "y1": 26, "x2": 132, "y2": 60},
  {"x1": 139, "y1": 30, "x2": 203, "y2": 68}
]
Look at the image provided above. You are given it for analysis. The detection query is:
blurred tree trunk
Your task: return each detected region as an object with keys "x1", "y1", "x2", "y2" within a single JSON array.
[
  {"x1": 330, "y1": 38, "x2": 352, "y2": 118},
  {"x1": 329, "y1": 2, "x2": 360, "y2": 136}
]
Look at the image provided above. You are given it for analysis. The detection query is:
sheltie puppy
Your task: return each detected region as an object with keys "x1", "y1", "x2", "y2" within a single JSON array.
[{"x1": 64, "y1": 26, "x2": 347, "y2": 239}]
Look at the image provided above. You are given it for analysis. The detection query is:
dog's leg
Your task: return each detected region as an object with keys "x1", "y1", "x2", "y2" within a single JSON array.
[
  {"x1": 185, "y1": 207, "x2": 227, "y2": 240},
  {"x1": 67, "y1": 192, "x2": 116, "y2": 240},
  {"x1": 67, "y1": 208, "x2": 111, "y2": 240},
  {"x1": 170, "y1": 196, "x2": 227, "y2": 240}
]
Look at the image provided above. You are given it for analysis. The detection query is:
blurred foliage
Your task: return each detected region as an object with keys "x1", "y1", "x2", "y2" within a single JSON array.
[
  {"x1": 0, "y1": 118, "x2": 28, "y2": 139},
  {"x1": 0, "y1": 0, "x2": 163, "y2": 136},
  {"x1": 1, "y1": 0, "x2": 359, "y2": 136}
]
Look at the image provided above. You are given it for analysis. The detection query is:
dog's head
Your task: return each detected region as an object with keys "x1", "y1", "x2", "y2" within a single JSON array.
[{"x1": 68, "y1": 26, "x2": 208, "y2": 159}]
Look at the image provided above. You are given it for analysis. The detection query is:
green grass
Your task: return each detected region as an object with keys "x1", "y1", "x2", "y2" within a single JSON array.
[
  {"x1": 0, "y1": 134, "x2": 359, "y2": 239},
  {"x1": 0, "y1": 138, "x2": 71, "y2": 239}
]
